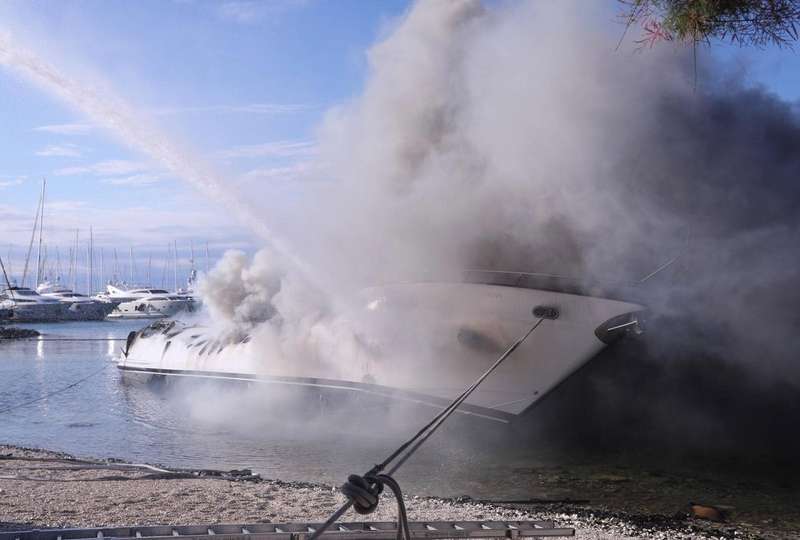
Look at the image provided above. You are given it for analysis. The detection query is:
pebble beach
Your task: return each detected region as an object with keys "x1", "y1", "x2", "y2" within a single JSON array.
[{"x1": 1, "y1": 445, "x2": 786, "y2": 540}]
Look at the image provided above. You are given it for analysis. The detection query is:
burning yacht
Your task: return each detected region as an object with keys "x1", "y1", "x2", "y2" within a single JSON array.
[{"x1": 118, "y1": 271, "x2": 643, "y2": 422}]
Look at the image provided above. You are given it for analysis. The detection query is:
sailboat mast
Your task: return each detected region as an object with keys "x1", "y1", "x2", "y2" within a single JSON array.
[
  {"x1": 0, "y1": 253, "x2": 15, "y2": 303},
  {"x1": 161, "y1": 244, "x2": 168, "y2": 289},
  {"x1": 35, "y1": 178, "x2": 46, "y2": 286},
  {"x1": 147, "y1": 253, "x2": 152, "y2": 286},
  {"x1": 173, "y1": 240, "x2": 178, "y2": 292},
  {"x1": 72, "y1": 229, "x2": 79, "y2": 292},
  {"x1": 100, "y1": 247, "x2": 105, "y2": 288},
  {"x1": 129, "y1": 246, "x2": 134, "y2": 284},
  {"x1": 113, "y1": 248, "x2": 119, "y2": 283},
  {"x1": 90, "y1": 227, "x2": 94, "y2": 293},
  {"x1": 5, "y1": 245, "x2": 13, "y2": 284},
  {"x1": 55, "y1": 246, "x2": 61, "y2": 282},
  {"x1": 22, "y1": 182, "x2": 42, "y2": 287}
]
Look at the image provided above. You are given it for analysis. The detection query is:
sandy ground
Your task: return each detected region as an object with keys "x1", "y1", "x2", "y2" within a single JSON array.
[{"x1": 0, "y1": 445, "x2": 775, "y2": 540}]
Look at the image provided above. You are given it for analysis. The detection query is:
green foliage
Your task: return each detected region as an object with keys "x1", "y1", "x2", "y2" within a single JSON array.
[{"x1": 620, "y1": 0, "x2": 800, "y2": 47}]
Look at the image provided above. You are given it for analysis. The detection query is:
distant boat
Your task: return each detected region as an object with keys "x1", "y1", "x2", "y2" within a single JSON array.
[
  {"x1": 36, "y1": 281, "x2": 116, "y2": 321},
  {"x1": 100, "y1": 284, "x2": 195, "y2": 319},
  {"x1": 0, "y1": 286, "x2": 67, "y2": 322}
]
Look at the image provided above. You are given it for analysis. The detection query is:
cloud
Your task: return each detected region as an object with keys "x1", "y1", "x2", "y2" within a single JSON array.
[
  {"x1": 35, "y1": 143, "x2": 82, "y2": 157},
  {"x1": 33, "y1": 123, "x2": 93, "y2": 135},
  {"x1": 0, "y1": 177, "x2": 24, "y2": 189},
  {"x1": 242, "y1": 161, "x2": 316, "y2": 182},
  {"x1": 45, "y1": 199, "x2": 88, "y2": 212},
  {"x1": 154, "y1": 103, "x2": 311, "y2": 115},
  {"x1": 216, "y1": 140, "x2": 317, "y2": 159},
  {"x1": 217, "y1": 0, "x2": 307, "y2": 24},
  {"x1": 55, "y1": 159, "x2": 149, "y2": 177},
  {"x1": 101, "y1": 173, "x2": 162, "y2": 186}
]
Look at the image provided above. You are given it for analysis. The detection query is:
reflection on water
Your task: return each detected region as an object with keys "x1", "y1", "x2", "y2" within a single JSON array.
[{"x1": 0, "y1": 320, "x2": 540, "y2": 498}]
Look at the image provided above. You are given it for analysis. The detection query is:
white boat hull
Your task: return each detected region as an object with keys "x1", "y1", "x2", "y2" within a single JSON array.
[
  {"x1": 118, "y1": 279, "x2": 643, "y2": 422},
  {"x1": 108, "y1": 298, "x2": 194, "y2": 319},
  {"x1": 62, "y1": 301, "x2": 117, "y2": 321},
  {"x1": 1, "y1": 302, "x2": 67, "y2": 322}
]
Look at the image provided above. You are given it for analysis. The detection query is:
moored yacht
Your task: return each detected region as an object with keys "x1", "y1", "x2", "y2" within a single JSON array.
[
  {"x1": 0, "y1": 286, "x2": 67, "y2": 322},
  {"x1": 36, "y1": 281, "x2": 116, "y2": 321},
  {"x1": 118, "y1": 271, "x2": 644, "y2": 423},
  {"x1": 102, "y1": 284, "x2": 194, "y2": 319}
]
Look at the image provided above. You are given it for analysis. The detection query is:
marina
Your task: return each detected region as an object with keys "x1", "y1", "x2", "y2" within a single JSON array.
[{"x1": 2, "y1": 0, "x2": 800, "y2": 538}]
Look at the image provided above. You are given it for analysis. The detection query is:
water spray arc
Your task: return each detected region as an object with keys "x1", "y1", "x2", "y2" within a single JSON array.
[{"x1": 0, "y1": 34, "x2": 327, "y2": 301}]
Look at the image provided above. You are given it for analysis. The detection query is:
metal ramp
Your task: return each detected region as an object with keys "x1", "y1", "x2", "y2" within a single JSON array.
[{"x1": 0, "y1": 521, "x2": 574, "y2": 540}]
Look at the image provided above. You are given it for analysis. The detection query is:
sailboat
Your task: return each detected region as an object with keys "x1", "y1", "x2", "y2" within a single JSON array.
[{"x1": 1, "y1": 179, "x2": 67, "y2": 322}]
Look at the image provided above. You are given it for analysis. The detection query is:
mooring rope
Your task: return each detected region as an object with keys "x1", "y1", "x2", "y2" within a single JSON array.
[
  {"x1": 309, "y1": 317, "x2": 547, "y2": 540},
  {"x1": 0, "y1": 361, "x2": 112, "y2": 414}
]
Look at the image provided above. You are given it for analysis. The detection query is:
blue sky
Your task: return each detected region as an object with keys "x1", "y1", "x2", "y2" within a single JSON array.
[{"x1": 0, "y1": 0, "x2": 798, "y2": 288}]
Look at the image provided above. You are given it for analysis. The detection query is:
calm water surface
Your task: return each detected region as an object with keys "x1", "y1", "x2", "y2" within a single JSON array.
[{"x1": 0, "y1": 320, "x2": 548, "y2": 498}]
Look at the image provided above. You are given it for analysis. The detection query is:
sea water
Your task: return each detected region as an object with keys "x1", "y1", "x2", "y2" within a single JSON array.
[{"x1": 0, "y1": 320, "x2": 546, "y2": 498}]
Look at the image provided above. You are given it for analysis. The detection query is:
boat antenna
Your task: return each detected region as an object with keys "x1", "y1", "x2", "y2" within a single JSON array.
[
  {"x1": 638, "y1": 227, "x2": 692, "y2": 284},
  {"x1": 21, "y1": 181, "x2": 43, "y2": 288},
  {"x1": 35, "y1": 178, "x2": 46, "y2": 287}
]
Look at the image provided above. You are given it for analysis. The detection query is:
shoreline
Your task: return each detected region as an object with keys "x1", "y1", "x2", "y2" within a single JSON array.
[{"x1": 0, "y1": 444, "x2": 773, "y2": 540}]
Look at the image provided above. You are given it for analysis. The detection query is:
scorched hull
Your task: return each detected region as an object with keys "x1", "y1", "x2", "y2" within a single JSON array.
[{"x1": 118, "y1": 277, "x2": 644, "y2": 423}]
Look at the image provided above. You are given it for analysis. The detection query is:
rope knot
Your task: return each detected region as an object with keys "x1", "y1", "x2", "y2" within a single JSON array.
[{"x1": 341, "y1": 474, "x2": 383, "y2": 515}]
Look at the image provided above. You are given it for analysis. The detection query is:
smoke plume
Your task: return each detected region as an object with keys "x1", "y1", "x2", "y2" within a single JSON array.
[{"x1": 199, "y1": 0, "x2": 800, "y2": 455}]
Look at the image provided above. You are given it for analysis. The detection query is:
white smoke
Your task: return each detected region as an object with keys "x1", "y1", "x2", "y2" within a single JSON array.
[
  {"x1": 305, "y1": 0, "x2": 696, "y2": 287},
  {"x1": 202, "y1": 0, "x2": 800, "y2": 393}
]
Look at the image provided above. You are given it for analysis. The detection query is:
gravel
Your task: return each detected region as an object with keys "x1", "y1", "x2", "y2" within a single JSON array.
[{"x1": 0, "y1": 446, "x2": 759, "y2": 540}]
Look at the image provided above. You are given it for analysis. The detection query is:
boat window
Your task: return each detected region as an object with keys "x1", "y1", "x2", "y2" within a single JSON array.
[{"x1": 149, "y1": 289, "x2": 169, "y2": 294}]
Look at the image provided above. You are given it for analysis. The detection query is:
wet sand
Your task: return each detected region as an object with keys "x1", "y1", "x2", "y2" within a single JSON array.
[{"x1": 1, "y1": 445, "x2": 789, "y2": 540}]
